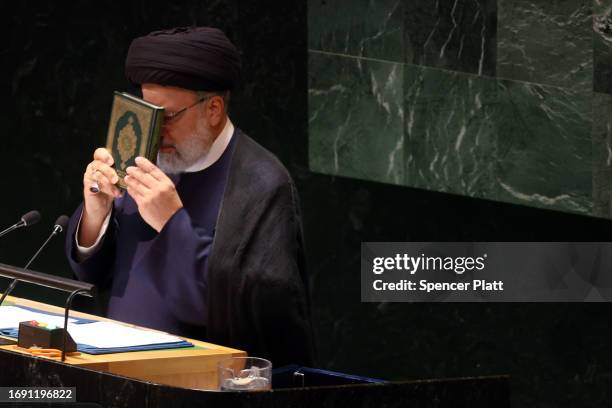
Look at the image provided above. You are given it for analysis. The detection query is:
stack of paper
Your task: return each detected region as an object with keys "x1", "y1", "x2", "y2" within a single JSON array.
[
  {"x1": 0, "y1": 306, "x2": 78, "y2": 329},
  {"x1": 67, "y1": 321, "x2": 184, "y2": 348},
  {"x1": 0, "y1": 305, "x2": 194, "y2": 353}
]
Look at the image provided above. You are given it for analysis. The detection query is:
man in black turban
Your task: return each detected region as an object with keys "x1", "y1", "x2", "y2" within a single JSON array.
[
  {"x1": 65, "y1": 27, "x2": 316, "y2": 367},
  {"x1": 125, "y1": 26, "x2": 241, "y2": 92}
]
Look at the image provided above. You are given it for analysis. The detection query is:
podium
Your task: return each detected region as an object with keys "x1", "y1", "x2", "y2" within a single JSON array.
[
  {"x1": 0, "y1": 296, "x2": 245, "y2": 389},
  {"x1": 0, "y1": 297, "x2": 510, "y2": 407}
]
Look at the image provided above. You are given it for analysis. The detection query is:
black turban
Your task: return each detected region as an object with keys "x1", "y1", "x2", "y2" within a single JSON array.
[{"x1": 125, "y1": 26, "x2": 241, "y2": 91}]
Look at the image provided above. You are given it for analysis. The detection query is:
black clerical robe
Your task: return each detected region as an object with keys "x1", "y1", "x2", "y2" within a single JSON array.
[{"x1": 66, "y1": 128, "x2": 315, "y2": 367}]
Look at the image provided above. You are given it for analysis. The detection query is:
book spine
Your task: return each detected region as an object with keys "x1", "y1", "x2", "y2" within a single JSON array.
[{"x1": 147, "y1": 108, "x2": 164, "y2": 163}]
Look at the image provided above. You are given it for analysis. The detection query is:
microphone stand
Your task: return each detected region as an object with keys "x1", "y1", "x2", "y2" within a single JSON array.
[
  {"x1": 0, "y1": 222, "x2": 25, "y2": 239},
  {"x1": 0, "y1": 224, "x2": 65, "y2": 307},
  {"x1": 0, "y1": 263, "x2": 94, "y2": 361},
  {"x1": 0, "y1": 217, "x2": 79, "y2": 360}
]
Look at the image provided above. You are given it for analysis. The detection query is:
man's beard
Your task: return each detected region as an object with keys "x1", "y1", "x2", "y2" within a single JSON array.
[{"x1": 157, "y1": 117, "x2": 215, "y2": 174}]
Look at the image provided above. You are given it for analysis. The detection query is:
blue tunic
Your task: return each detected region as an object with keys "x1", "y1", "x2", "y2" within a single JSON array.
[
  {"x1": 67, "y1": 130, "x2": 315, "y2": 366},
  {"x1": 68, "y1": 135, "x2": 236, "y2": 339}
]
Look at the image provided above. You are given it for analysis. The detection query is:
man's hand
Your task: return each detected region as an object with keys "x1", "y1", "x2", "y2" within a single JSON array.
[
  {"x1": 79, "y1": 148, "x2": 121, "y2": 247},
  {"x1": 125, "y1": 157, "x2": 183, "y2": 232}
]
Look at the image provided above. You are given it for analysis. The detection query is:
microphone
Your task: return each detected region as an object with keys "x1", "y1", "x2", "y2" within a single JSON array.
[
  {"x1": 0, "y1": 215, "x2": 70, "y2": 306},
  {"x1": 0, "y1": 210, "x2": 41, "y2": 239}
]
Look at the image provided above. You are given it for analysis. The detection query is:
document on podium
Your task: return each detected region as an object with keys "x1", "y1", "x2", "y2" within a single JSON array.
[
  {"x1": 0, "y1": 305, "x2": 194, "y2": 353},
  {"x1": 0, "y1": 305, "x2": 80, "y2": 329},
  {"x1": 67, "y1": 321, "x2": 185, "y2": 349}
]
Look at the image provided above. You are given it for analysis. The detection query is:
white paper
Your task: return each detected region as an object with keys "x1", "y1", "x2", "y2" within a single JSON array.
[
  {"x1": 66, "y1": 321, "x2": 184, "y2": 348},
  {"x1": 0, "y1": 306, "x2": 77, "y2": 329},
  {"x1": 0, "y1": 306, "x2": 184, "y2": 349}
]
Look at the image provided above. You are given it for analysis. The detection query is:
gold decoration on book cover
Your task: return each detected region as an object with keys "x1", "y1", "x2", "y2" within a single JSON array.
[{"x1": 105, "y1": 92, "x2": 163, "y2": 189}]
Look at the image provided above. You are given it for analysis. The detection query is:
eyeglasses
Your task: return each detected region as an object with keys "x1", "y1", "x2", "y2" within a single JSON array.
[{"x1": 163, "y1": 95, "x2": 212, "y2": 124}]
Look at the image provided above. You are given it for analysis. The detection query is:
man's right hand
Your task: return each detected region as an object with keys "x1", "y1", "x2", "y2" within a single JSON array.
[{"x1": 78, "y1": 148, "x2": 120, "y2": 247}]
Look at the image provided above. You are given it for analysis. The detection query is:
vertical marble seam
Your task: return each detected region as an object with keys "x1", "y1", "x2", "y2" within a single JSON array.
[
  {"x1": 423, "y1": 17, "x2": 442, "y2": 54},
  {"x1": 607, "y1": 123, "x2": 612, "y2": 166},
  {"x1": 333, "y1": 110, "x2": 352, "y2": 173},
  {"x1": 478, "y1": 15, "x2": 486, "y2": 75},
  {"x1": 387, "y1": 134, "x2": 404, "y2": 182},
  {"x1": 429, "y1": 130, "x2": 440, "y2": 181},
  {"x1": 440, "y1": 0, "x2": 460, "y2": 59},
  {"x1": 358, "y1": 0, "x2": 403, "y2": 59}
]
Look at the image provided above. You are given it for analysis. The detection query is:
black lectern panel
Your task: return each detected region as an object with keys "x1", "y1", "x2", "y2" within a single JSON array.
[{"x1": 0, "y1": 348, "x2": 509, "y2": 408}]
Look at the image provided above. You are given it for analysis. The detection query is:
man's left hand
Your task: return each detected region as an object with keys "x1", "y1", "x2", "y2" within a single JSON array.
[{"x1": 125, "y1": 157, "x2": 183, "y2": 232}]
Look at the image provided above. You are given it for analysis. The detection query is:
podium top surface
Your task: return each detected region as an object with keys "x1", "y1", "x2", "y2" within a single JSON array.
[{"x1": 0, "y1": 296, "x2": 246, "y2": 389}]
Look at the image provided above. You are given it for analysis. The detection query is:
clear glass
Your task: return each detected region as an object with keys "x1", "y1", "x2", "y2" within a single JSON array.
[{"x1": 217, "y1": 356, "x2": 272, "y2": 391}]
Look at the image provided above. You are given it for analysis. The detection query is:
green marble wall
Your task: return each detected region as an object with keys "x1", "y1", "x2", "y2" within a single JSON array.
[{"x1": 309, "y1": 0, "x2": 612, "y2": 218}]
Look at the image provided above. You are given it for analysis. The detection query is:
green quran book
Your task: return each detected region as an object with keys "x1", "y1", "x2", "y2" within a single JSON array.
[{"x1": 105, "y1": 91, "x2": 164, "y2": 189}]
